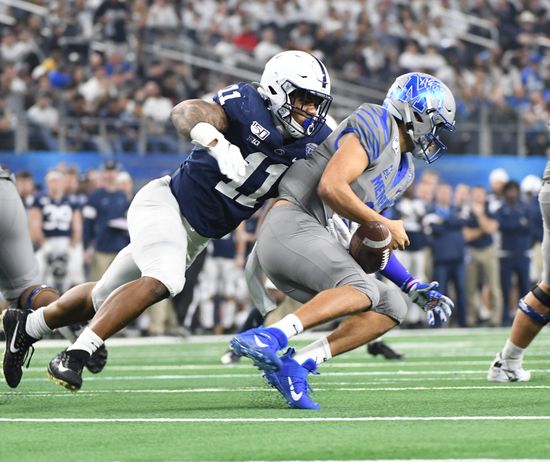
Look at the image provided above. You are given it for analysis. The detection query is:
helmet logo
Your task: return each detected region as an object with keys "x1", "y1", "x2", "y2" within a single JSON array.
[{"x1": 394, "y1": 74, "x2": 445, "y2": 113}]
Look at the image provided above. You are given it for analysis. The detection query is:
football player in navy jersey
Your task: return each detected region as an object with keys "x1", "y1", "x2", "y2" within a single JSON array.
[
  {"x1": 32, "y1": 51, "x2": 334, "y2": 391},
  {"x1": 29, "y1": 169, "x2": 82, "y2": 293}
]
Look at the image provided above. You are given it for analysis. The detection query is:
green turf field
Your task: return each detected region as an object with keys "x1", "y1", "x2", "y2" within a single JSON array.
[{"x1": 1, "y1": 328, "x2": 550, "y2": 462}]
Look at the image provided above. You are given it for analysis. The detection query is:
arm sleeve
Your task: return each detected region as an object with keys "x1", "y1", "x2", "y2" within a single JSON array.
[{"x1": 379, "y1": 252, "x2": 415, "y2": 291}]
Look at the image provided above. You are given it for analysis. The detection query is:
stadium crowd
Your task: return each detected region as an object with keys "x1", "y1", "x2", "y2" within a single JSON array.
[
  {"x1": 1, "y1": 161, "x2": 544, "y2": 337},
  {"x1": 0, "y1": 0, "x2": 548, "y2": 154}
]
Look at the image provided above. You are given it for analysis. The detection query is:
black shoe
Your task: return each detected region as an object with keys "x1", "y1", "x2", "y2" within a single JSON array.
[
  {"x1": 86, "y1": 344, "x2": 108, "y2": 374},
  {"x1": 47, "y1": 349, "x2": 90, "y2": 391},
  {"x1": 367, "y1": 341, "x2": 404, "y2": 360},
  {"x1": 3, "y1": 309, "x2": 39, "y2": 388}
]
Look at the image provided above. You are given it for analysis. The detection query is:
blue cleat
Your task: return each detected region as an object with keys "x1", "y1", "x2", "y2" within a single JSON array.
[
  {"x1": 264, "y1": 348, "x2": 320, "y2": 410},
  {"x1": 230, "y1": 327, "x2": 287, "y2": 372}
]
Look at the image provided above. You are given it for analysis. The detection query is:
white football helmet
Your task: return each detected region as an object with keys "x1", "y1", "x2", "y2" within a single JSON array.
[
  {"x1": 259, "y1": 50, "x2": 332, "y2": 139},
  {"x1": 384, "y1": 72, "x2": 456, "y2": 163}
]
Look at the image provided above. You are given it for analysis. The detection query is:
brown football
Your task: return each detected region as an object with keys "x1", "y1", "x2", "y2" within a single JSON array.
[{"x1": 349, "y1": 221, "x2": 392, "y2": 274}]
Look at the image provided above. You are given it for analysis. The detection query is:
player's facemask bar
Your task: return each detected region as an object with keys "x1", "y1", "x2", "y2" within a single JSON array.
[
  {"x1": 278, "y1": 81, "x2": 332, "y2": 137},
  {"x1": 408, "y1": 107, "x2": 455, "y2": 164}
]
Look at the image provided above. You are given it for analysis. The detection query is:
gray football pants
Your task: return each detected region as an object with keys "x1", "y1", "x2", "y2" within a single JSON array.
[
  {"x1": 540, "y1": 179, "x2": 550, "y2": 286},
  {"x1": 255, "y1": 203, "x2": 407, "y2": 323},
  {"x1": 0, "y1": 179, "x2": 41, "y2": 304}
]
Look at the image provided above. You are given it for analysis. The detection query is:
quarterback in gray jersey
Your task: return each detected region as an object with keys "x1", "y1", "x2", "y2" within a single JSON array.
[
  {"x1": 231, "y1": 72, "x2": 457, "y2": 409},
  {"x1": 488, "y1": 160, "x2": 550, "y2": 382}
]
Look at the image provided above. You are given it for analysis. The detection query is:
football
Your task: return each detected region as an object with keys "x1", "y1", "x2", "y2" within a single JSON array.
[{"x1": 349, "y1": 221, "x2": 392, "y2": 274}]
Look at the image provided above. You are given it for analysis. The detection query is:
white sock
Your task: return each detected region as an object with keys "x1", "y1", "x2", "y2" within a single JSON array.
[
  {"x1": 67, "y1": 327, "x2": 103, "y2": 355},
  {"x1": 270, "y1": 314, "x2": 303, "y2": 340},
  {"x1": 293, "y1": 337, "x2": 332, "y2": 366},
  {"x1": 25, "y1": 307, "x2": 53, "y2": 339},
  {"x1": 501, "y1": 339, "x2": 525, "y2": 368}
]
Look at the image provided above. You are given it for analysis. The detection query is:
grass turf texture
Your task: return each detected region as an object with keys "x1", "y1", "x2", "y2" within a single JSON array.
[{"x1": 1, "y1": 328, "x2": 549, "y2": 461}]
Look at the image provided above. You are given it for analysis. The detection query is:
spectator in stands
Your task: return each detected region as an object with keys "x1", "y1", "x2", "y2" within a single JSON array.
[
  {"x1": 141, "y1": 80, "x2": 179, "y2": 153},
  {"x1": 27, "y1": 94, "x2": 60, "y2": 151},
  {"x1": 82, "y1": 160, "x2": 130, "y2": 282},
  {"x1": 495, "y1": 180, "x2": 532, "y2": 326},
  {"x1": 464, "y1": 185, "x2": 502, "y2": 326},
  {"x1": 0, "y1": 94, "x2": 15, "y2": 151}
]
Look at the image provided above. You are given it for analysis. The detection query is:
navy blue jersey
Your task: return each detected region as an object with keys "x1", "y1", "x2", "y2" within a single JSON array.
[
  {"x1": 170, "y1": 82, "x2": 331, "y2": 239},
  {"x1": 212, "y1": 233, "x2": 236, "y2": 259},
  {"x1": 32, "y1": 195, "x2": 80, "y2": 238},
  {"x1": 82, "y1": 189, "x2": 130, "y2": 253}
]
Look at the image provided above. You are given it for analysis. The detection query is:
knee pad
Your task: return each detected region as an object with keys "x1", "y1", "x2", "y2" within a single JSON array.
[
  {"x1": 19, "y1": 284, "x2": 59, "y2": 310},
  {"x1": 91, "y1": 280, "x2": 110, "y2": 312},
  {"x1": 517, "y1": 285, "x2": 550, "y2": 326}
]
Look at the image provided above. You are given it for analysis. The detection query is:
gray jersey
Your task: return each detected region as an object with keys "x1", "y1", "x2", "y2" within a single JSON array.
[
  {"x1": 0, "y1": 178, "x2": 41, "y2": 303},
  {"x1": 279, "y1": 103, "x2": 415, "y2": 225},
  {"x1": 544, "y1": 160, "x2": 550, "y2": 181},
  {"x1": 0, "y1": 166, "x2": 13, "y2": 180}
]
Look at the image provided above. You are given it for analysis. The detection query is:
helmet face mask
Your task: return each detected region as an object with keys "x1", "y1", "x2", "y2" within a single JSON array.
[
  {"x1": 383, "y1": 72, "x2": 456, "y2": 163},
  {"x1": 260, "y1": 51, "x2": 332, "y2": 139}
]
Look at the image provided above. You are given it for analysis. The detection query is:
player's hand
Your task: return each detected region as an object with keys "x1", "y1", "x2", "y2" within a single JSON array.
[
  {"x1": 327, "y1": 214, "x2": 352, "y2": 249},
  {"x1": 384, "y1": 219, "x2": 409, "y2": 250},
  {"x1": 209, "y1": 138, "x2": 248, "y2": 182},
  {"x1": 402, "y1": 279, "x2": 454, "y2": 327}
]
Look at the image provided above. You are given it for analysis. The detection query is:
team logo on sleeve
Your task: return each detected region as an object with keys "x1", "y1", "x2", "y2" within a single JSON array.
[
  {"x1": 305, "y1": 143, "x2": 318, "y2": 158},
  {"x1": 250, "y1": 121, "x2": 270, "y2": 140}
]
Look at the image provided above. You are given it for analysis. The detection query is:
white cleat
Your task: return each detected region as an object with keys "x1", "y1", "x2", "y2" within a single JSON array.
[{"x1": 487, "y1": 353, "x2": 531, "y2": 382}]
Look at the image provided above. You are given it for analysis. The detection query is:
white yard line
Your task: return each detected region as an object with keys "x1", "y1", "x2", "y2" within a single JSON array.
[
  {"x1": 2, "y1": 384, "x2": 550, "y2": 397},
  {"x1": 1, "y1": 416, "x2": 550, "y2": 423},
  {"x1": 9, "y1": 368, "x2": 550, "y2": 383}
]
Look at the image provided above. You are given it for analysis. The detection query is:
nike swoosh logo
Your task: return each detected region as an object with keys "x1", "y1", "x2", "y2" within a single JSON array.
[
  {"x1": 56, "y1": 362, "x2": 71, "y2": 374},
  {"x1": 9, "y1": 321, "x2": 20, "y2": 353},
  {"x1": 254, "y1": 335, "x2": 269, "y2": 348},
  {"x1": 288, "y1": 377, "x2": 303, "y2": 401}
]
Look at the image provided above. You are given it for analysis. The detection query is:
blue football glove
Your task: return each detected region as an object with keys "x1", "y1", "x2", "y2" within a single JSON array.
[{"x1": 402, "y1": 279, "x2": 454, "y2": 327}]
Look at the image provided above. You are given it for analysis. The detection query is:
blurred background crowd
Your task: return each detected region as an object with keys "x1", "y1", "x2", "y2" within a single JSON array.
[
  {"x1": 0, "y1": 0, "x2": 548, "y2": 155},
  {"x1": 0, "y1": 161, "x2": 545, "y2": 337}
]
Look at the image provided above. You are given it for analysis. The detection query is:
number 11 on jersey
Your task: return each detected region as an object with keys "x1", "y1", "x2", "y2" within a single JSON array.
[{"x1": 215, "y1": 152, "x2": 288, "y2": 208}]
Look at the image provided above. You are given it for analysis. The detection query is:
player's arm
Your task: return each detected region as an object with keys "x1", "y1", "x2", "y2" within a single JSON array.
[
  {"x1": 170, "y1": 99, "x2": 229, "y2": 140},
  {"x1": 317, "y1": 133, "x2": 409, "y2": 250},
  {"x1": 70, "y1": 209, "x2": 83, "y2": 247},
  {"x1": 171, "y1": 99, "x2": 246, "y2": 181},
  {"x1": 28, "y1": 206, "x2": 44, "y2": 247},
  {"x1": 234, "y1": 222, "x2": 247, "y2": 269}
]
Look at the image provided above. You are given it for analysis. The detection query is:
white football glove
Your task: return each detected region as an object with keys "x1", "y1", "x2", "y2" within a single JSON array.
[
  {"x1": 190, "y1": 122, "x2": 247, "y2": 182},
  {"x1": 402, "y1": 278, "x2": 454, "y2": 327},
  {"x1": 326, "y1": 214, "x2": 358, "y2": 249}
]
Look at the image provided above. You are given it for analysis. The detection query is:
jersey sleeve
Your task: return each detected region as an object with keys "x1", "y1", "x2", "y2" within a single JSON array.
[
  {"x1": 346, "y1": 104, "x2": 393, "y2": 165},
  {"x1": 213, "y1": 82, "x2": 260, "y2": 123}
]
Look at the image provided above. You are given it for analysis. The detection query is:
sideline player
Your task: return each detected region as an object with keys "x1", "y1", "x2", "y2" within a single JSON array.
[
  {"x1": 231, "y1": 72, "x2": 456, "y2": 409},
  {"x1": 488, "y1": 165, "x2": 550, "y2": 382},
  {"x1": 40, "y1": 51, "x2": 333, "y2": 391},
  {"x1": 0, "y1": 167, "x2": 106, "y2": 388}
]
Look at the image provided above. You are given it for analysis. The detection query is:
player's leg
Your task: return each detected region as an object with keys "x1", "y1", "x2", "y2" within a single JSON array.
[
  {"x1": 489, "y1": 178, "x2": 550, "y2": 382},
  {"x1": 231, "y1": 203, "x2": 377, "y2": 371},
  {"x1": 1, "y1": 179, "x2": 47, "y2": 387},
  {"x1": 266, "y1": 281, "x2": 405, "y2": 409},
  {"x1": 48, "y1": 177, "x2": 208, "y2": 391}
]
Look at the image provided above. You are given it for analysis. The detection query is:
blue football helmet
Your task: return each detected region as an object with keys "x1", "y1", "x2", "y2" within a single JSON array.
[{"x1": 383, "y1": 72, "x2": 456, "y2": 163}]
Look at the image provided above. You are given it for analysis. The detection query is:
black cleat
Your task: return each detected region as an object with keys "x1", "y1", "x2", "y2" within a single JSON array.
[
  {"x1": 86, "y1": 344, "x2": 108, "y2": 374},
  {"x1": 3, "y1": 308, "x2": 38, "y2": 388},
  {"x1": 367, "y1": 341, "x2": 404, "y2": 360},
  {"x1": 47, "y1": 349, "x2": 89, "y2": 392}
]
